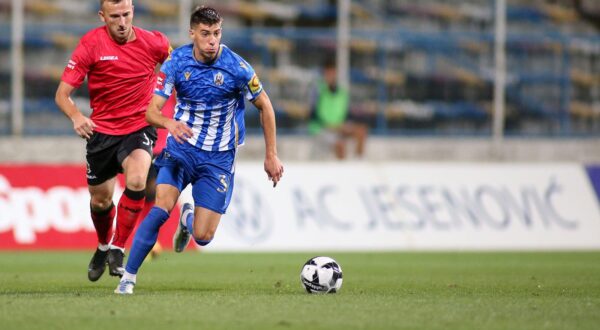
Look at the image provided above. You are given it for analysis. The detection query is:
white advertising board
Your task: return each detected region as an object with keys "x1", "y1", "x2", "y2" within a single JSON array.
[{"x1": 180, "y1": 162, "x2": 600, "y2": 251}]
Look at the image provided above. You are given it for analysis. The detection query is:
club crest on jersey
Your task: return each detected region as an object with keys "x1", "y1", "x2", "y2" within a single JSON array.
[
  {"x1": 184, "y1": 72, "x2": 191, "y2": 81},
  {"x1": 214, "y1": 72, "x2": 224, "y2": 86}
]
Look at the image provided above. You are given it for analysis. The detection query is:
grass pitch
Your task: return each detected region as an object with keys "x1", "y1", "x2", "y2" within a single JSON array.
[{"x1": 1, "y1": 251, "x2": 599, "y2": 330}]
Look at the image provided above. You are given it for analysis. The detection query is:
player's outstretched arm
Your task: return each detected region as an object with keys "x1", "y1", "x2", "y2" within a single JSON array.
[
  {"x1": 146, "y1": 94, "x2": 192, "y2": 144},
  {"x1": 252, "y1": 91, "x2": 284, "y2": 187},
  {"x1": 55, "y1": 81, "x2": 96, "y2": 139}
]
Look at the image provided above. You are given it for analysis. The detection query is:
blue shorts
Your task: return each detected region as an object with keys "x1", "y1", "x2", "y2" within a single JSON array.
[{"x1": 154, "y1": 139, "x2": 235, "y2": 214}]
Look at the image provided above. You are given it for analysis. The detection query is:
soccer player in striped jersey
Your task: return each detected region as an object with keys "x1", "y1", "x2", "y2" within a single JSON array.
[
  {"x1": 115, "y1": 6, "x2": 284, "y2": 294},
  {"x1": 55, "y1": 0, "x2": 171, "y2": 281}
]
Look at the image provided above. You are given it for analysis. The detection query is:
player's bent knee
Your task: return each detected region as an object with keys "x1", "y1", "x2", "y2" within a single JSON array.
[
  {"x1": 194, "y1": 238, "x2": 212, "y2": 246},
  {"x1": 90, "y1": 198, "x2": 113, "y2": 211},
  {"x1": 192, "y1": 229, "x2": 214, "y2": 245},
  {"x1": 126, "y1": 177, "x2": 147, "y2": 191}
]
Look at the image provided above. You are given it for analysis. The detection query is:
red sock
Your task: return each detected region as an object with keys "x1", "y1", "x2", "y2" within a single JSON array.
[
  {"x1": 91, "y1": 204, "x2": 115, "y2": 245},
  {"x1": 112, "y1": 189, "x2": 146, "y2": 249}
]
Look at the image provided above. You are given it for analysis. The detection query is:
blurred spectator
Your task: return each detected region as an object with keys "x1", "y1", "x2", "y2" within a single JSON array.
[{"x1": 309, "y1": 57, "x2": 368, "y2": 160}]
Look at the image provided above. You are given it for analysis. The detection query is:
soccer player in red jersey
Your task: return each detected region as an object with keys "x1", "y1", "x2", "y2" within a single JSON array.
[{"x1": 54, "y1": 0, "x2": 171, "y2": 281}]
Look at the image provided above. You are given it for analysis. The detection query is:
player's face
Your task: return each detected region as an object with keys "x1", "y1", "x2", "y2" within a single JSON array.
[
  {"x1": 99, "y1": 0, "x2": 134, "y2": 44},
  {"x1": 190, "y1": 23, "x2": 222, "y2": 63},
  {"x1": 324, "y1": 67, "x2": 337, "y2": 86}
]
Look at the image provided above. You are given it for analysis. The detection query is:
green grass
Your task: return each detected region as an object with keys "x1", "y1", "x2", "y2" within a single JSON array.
[{"x1": 1, "y1": 252, "x2": 599, "y2": 330}]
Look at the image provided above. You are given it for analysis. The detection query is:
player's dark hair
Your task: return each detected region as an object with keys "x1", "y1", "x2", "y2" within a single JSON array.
[
  {"x1": 323, "y1": 56, "x2": 336, "y2": 70},
  {"x1": 190, "y1": 6, "x2": 222, "y2": 28}
]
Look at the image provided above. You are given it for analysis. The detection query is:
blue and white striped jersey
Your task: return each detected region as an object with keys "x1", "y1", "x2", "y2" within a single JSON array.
[{"x1": 155, "y1": 44, "x2": 263, "y2": 151}]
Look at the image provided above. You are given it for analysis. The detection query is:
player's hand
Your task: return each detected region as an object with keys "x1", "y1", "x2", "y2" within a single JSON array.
[
  {"x1": 72, "y1": 113, "x2": 96, "y2": 139},
  {"x1": 165, "y1": 119, "x2": 193, "y2": 144},
  {"x1": 264, "y1": 155, "x2": 284, "y2": 188}
]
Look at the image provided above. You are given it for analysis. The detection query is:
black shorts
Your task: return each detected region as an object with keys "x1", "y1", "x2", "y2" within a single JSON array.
[{"x1": 86, "y1": 126, "x2": 157, "y2": 185}]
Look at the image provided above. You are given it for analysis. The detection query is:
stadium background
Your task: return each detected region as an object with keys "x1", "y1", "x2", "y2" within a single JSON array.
[
  {"x1": 0, "y1": 1, "x2": 599, "y2": 329},
  {"x1": 1, "y1": 0, "x2": 600, "y2": 138},
  {"x1": 1, "y1": 0, "x2": 598, "y2": 250}
]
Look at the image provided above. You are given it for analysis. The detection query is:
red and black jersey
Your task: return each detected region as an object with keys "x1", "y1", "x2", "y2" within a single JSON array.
[{"x1": 61, "y1": 26, "x2": 170, "y2": 135}]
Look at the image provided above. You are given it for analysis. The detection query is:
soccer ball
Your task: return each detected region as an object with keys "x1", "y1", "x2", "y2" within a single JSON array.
[{"x1": 300, "y1": 256, "x2": 343, "y2": 294}]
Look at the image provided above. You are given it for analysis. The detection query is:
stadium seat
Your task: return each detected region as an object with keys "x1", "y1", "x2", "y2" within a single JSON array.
[
  {"x1": 50, "y1": 33, "x2": 79, "y2": 50},
  {"x1": 26, "y1": 1, "x2": 60, "y2": 16},
  {"x1": 1, "y1": 0, "x2": 598, "y2": 136},
  {"x1": 147, "y1": 2, "x2": 178, "y2": 18}
]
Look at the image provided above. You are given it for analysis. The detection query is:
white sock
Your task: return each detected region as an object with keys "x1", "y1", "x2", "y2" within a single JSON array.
[
  {"x1": 98, "y1": 244, "x2": 110, "y2": 251},
  {"x1": 122, "y1": 271, "x2": 136, "y2": 283}
]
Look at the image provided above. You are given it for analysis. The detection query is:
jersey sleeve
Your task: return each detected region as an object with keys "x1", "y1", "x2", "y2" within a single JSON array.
[
  {"x1": 60, "y1": 39, "x2": 94, "y2": 88},
  {"x1": 154, "y1": 55, "x2": 176, "y2": 99},
  {"x1": 238, "y1": 58, "x2": 263, "y2": 102},
  {"x1": 152, "y1": 30, "x2": 172, "y2": 64}
]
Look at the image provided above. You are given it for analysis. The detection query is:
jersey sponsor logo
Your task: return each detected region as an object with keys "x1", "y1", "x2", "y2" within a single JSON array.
[
  {"x1": 239, "y1": 61, "x2": 248, "y2": 70},
  {"x1": 214, "y1": 72, "x2": 224, "y2": 86},
  {"x1": 249, "y1": 74, "x2": 261, "y2": 94},
  {"x1": 100, "y1": 56, "x2": 119, "y2": 61},
  {"x1": 184, "y1": 72, "x2": 191, "y2": 81},
  {"x1": 156, "y1": 72, "x2": 174, "y2": 95},
  {"x1": 156, "y1": 72, "x2": 166, "y2": 91},
  {"x1": 67, "y1": 59, "x2": 76, "y2": 70}
]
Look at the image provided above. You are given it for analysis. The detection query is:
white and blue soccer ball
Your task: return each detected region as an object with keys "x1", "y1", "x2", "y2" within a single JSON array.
[{"x1": 300, "y1": 256, "x2": 343, "y2": 294}]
